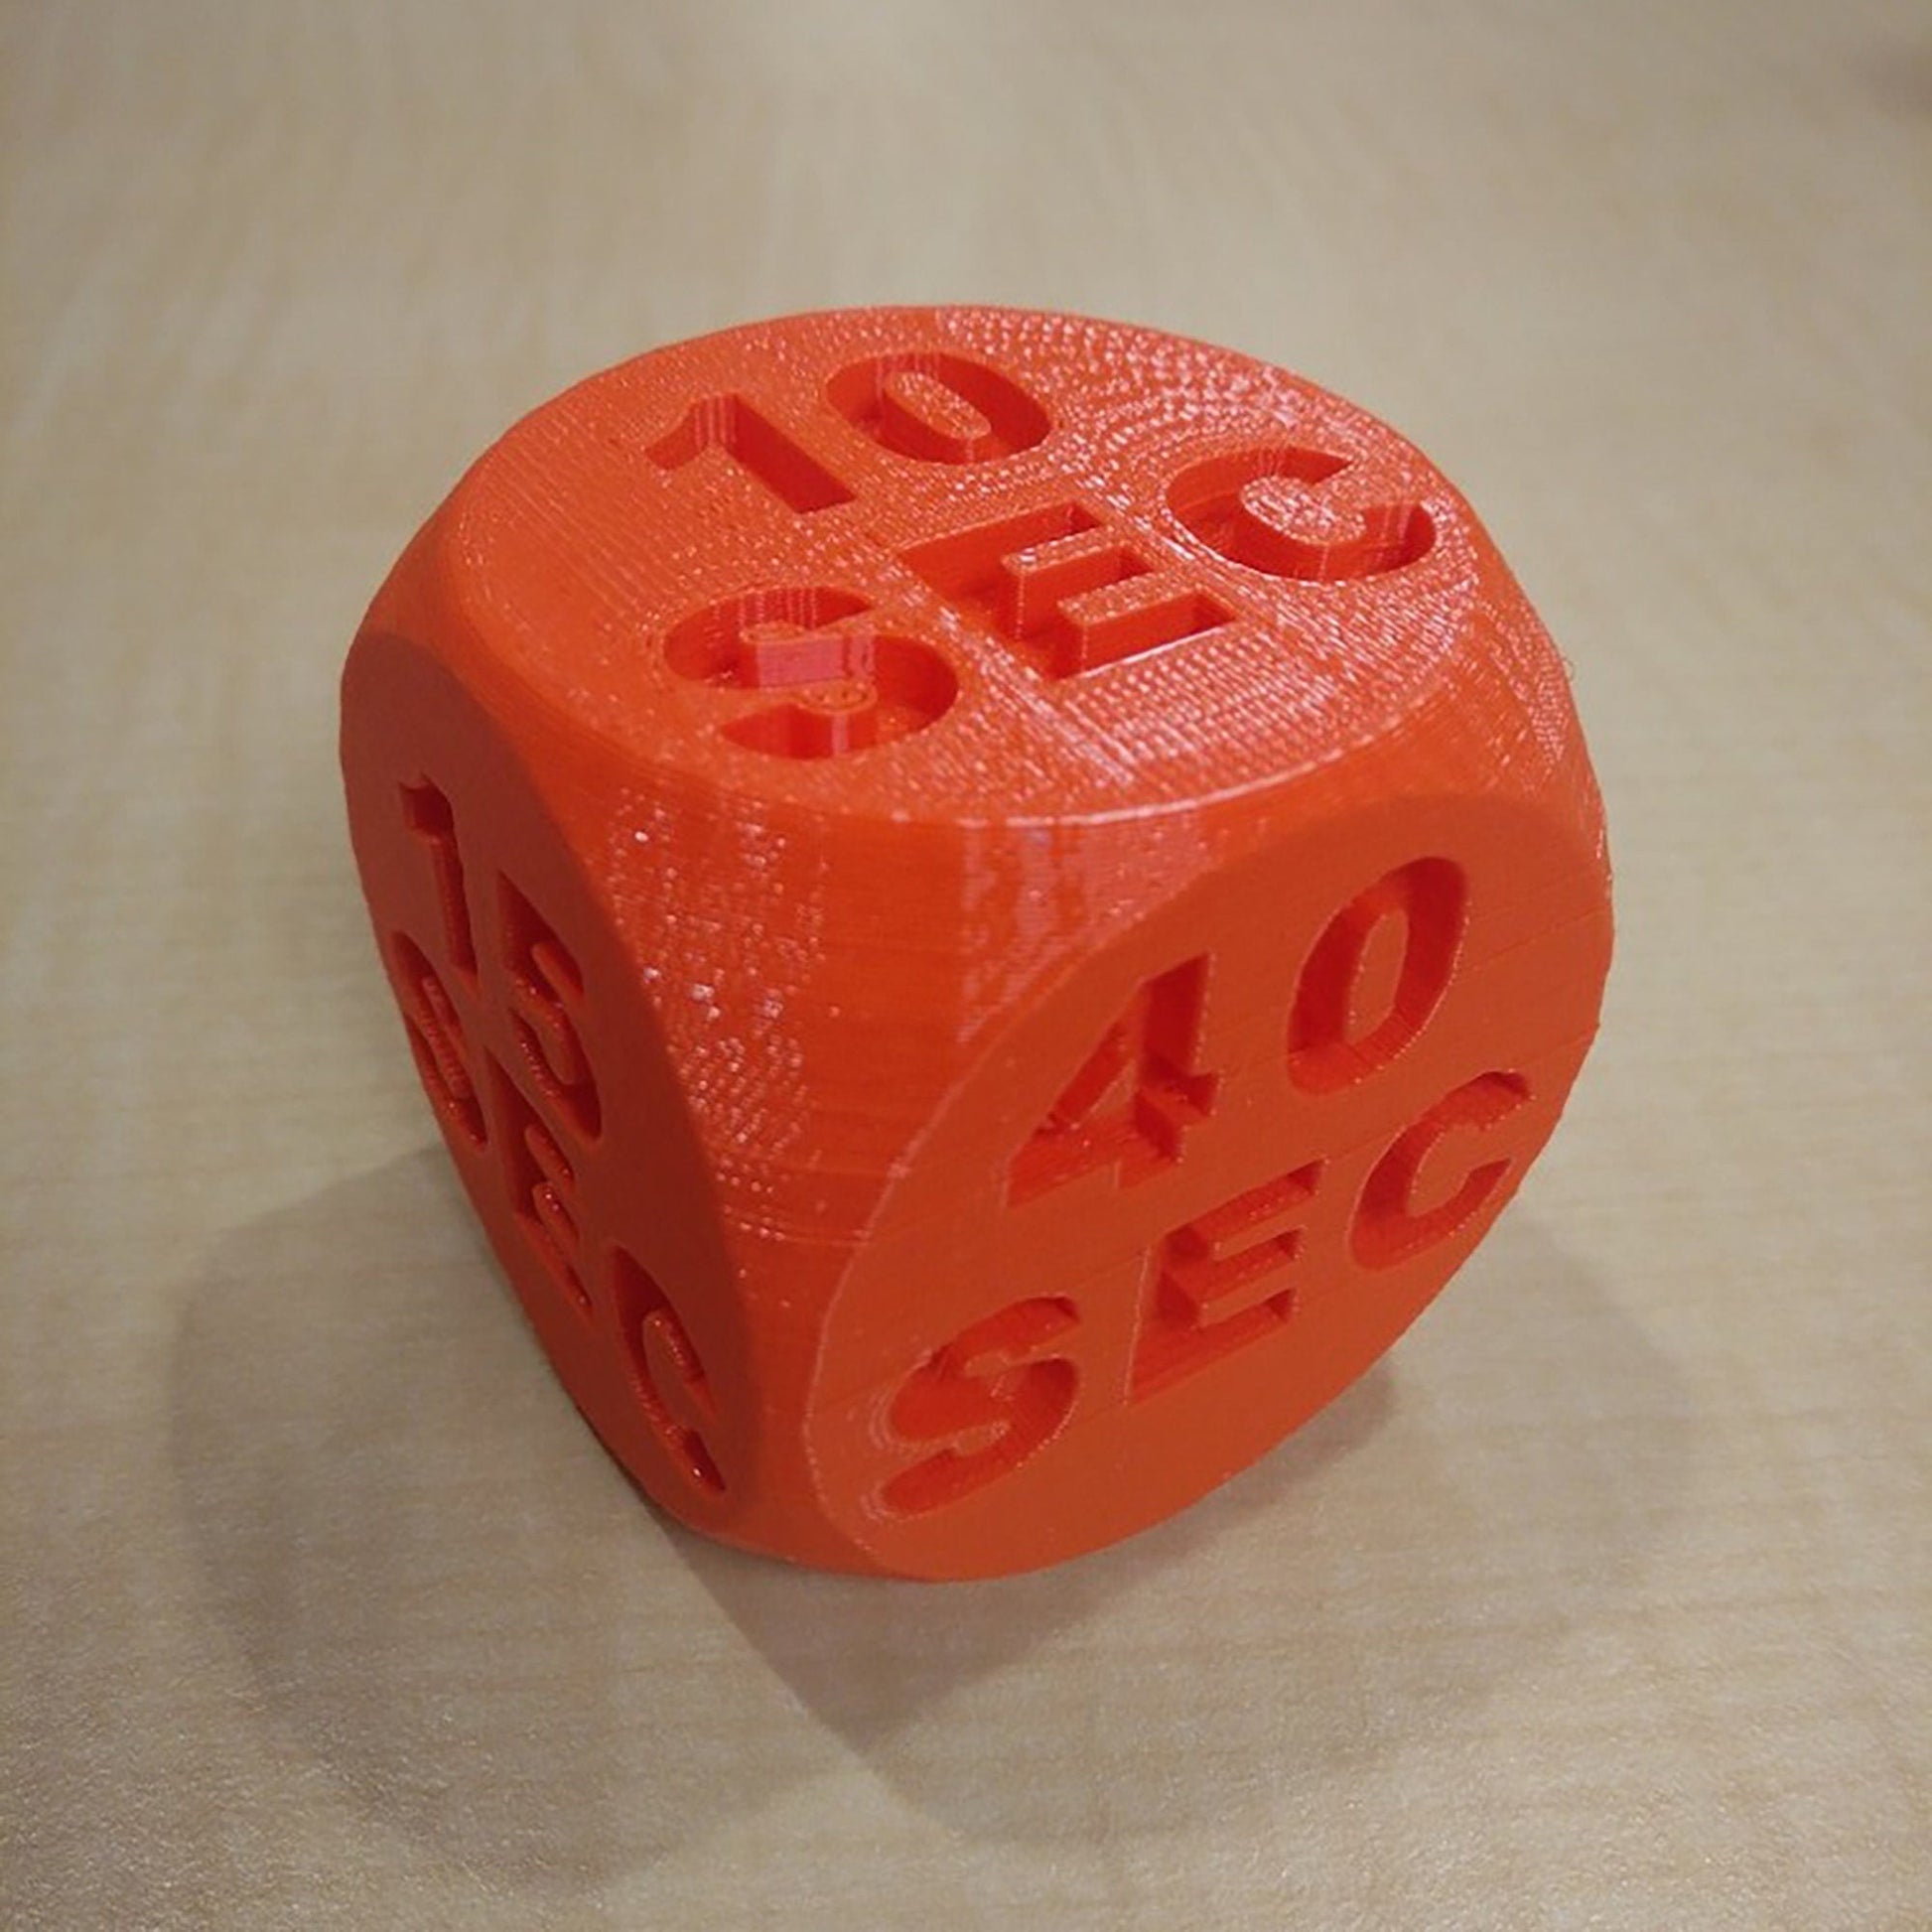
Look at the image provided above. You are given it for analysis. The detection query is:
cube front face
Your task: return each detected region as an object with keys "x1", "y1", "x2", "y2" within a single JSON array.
[
  {"x1": 342, "y1": 307, "x2": 1611, "y2": 1578},
  {"x1": 807, "y1": 789, "x2": 1608, "y2": 1577}
]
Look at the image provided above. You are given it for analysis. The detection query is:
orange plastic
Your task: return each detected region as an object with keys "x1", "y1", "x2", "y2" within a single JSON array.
[{"x1": 340, "y1": 307, "x2": 1612, "y2": 1580}]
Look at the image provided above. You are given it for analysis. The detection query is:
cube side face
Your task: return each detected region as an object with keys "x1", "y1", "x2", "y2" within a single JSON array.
[
  {"x1": 343, "y1": 305, "x2": 1613, "y2": 1579},
  {"x1": 341, "y1": 623, "x2": 788, "y2": 1549}
]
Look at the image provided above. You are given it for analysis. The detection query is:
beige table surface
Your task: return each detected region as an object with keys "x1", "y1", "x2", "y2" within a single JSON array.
[{"x1": 4, "y1": 3, "x2": 1928, "y2": 1926}]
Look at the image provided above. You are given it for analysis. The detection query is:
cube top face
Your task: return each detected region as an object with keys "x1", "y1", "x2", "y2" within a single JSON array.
[
  {"x1": 344, "y1": 307, "x2": 1612, "y2": 1580},
  {"x1": 440, "y1": 306, "x2": 1517, "y2": 824}
]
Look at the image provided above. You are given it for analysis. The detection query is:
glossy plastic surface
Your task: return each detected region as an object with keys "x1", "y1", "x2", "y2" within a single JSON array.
[{"x1": 340, "y1": 306, "x2": 1612, "y2": 1579}]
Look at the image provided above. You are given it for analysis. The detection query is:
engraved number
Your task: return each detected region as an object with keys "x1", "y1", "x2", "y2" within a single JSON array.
[
  {"x1": 826, "y1": 351, "x2": 1050, "y2": 465},
  {"x1": 647, "y1": 392, "x2": 854, "y2": 513},
  {"x1": 500, "y1": 875, "x2": 602, "y2": 1141},
  {"x1": 400, "y1": 778, "x2": 478, "y2": 980},
  {"x1": 1008, "y1": 957, "x2": 1218, "y2": 1202},
  {"x1": 1288, "y1": 859, "x2": 1465, "y2": 1093},
  {"x1": 664, "y1": 585, "x2": 957, "y2": 758}
]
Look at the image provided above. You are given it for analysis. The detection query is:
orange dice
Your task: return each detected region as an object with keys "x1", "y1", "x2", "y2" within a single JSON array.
[{"x1": 340, "y1": 307, "x2": 1612, "y2": 1579}]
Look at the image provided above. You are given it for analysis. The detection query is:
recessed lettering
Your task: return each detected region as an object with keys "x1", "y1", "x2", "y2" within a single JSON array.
[
  {"x1": 1289, "y1": 859, "x2": 1466, "y2": 1092},
  {"x1": 902, "y1": 500, "x2": 1233, "y2": 678},
  {"x1": 1353, "y1": 1071, "x2": 1531, "y2": 1268},
  {"x1": 826, "y1": 350, "x2": 1051, "y2": 465},
  {"x1": 389, "y1": 933, "x2": 486, "y2": 1149},
  {"x1": 499, "y1": 874, "x2": 602, "y2": 1142},
  {"x1": 878, "y1": 1298, "x2": 1080, "y2": 1516},
  {"x1": 1009, "y1": 956, "x2": 1218, "y2": 1203},
  {"x1": 1131, "y1": 1162, "x2": 1321, "y2": 1397},
  {"x1": 647, "y1": 392, "x2": 855, "y2": 513},
  {"x1": 611, "y1": 1246, "x2": 725, "y2": 1495},
  {"x1": 400, "y1": 779, "x2": 478, "y2": 981},
  {"x1": 489, "y1": 1057, "x2": 591, "y2": 1317},
  {"x1": 664, "y1": 586, "x2": 956, "y2": 758},
  {"x1": 1169, "y1": 445, "x2": 1434, "y2": 581}
]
